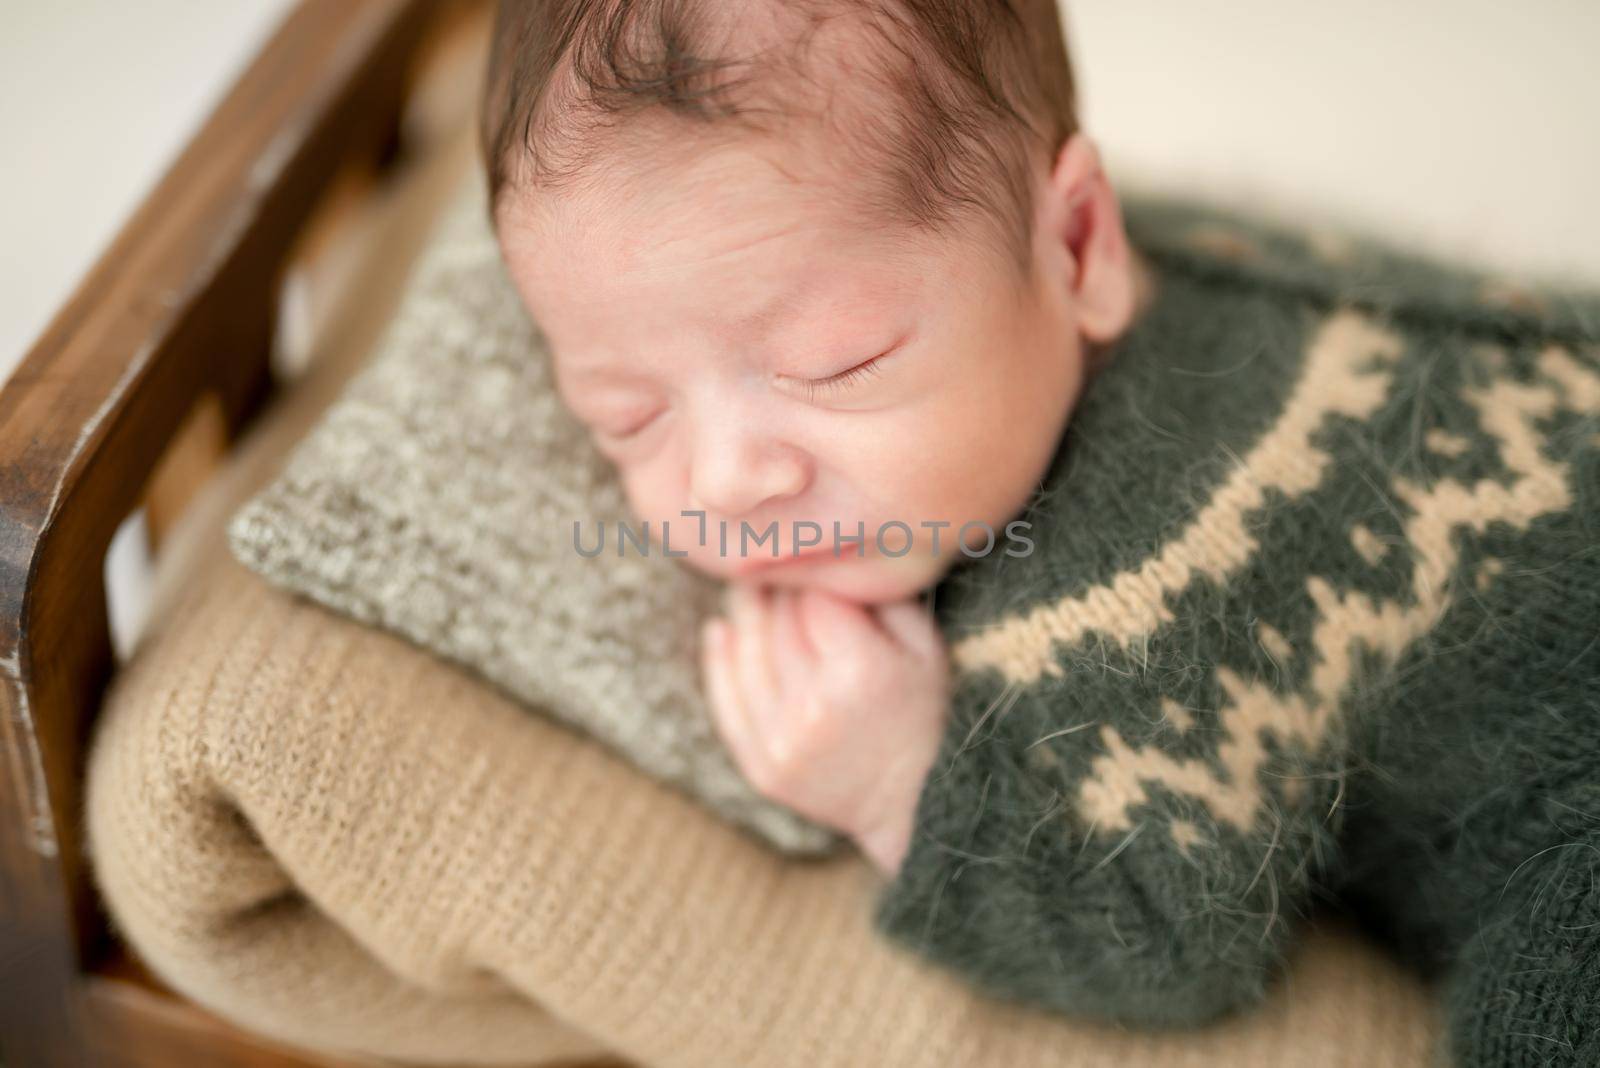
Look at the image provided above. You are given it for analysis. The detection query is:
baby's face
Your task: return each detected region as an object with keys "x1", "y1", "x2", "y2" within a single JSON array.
[{"x1": 497, "y1": 141, "x2": 1092, "y2": 604}]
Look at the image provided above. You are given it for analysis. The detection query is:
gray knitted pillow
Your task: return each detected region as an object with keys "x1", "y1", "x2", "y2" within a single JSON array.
[{"x1": 228, "y1": 175, "x2": 835, "y2": 854}]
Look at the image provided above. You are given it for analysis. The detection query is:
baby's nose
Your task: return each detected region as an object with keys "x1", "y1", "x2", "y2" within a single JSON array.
[{"x1": 688, "y1": 432, "x2": 811, "y2": 519}]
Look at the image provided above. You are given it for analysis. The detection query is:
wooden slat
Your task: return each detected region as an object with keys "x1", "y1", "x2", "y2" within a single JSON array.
[{"x1": 0, "y1": 2, "x2": 448, "y2": 1064}]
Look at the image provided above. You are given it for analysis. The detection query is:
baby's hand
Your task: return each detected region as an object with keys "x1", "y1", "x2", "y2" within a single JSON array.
[{"x1": 700, "y1": 585, "x2": 950, "y2": 875}]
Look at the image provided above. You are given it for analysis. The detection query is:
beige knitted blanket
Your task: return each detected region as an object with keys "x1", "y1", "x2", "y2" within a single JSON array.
[{"x1": 85, "y1": 149, "x2": 1440, "y2": 1066}]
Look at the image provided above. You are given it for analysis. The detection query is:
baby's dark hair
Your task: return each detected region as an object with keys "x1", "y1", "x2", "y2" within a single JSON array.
[{"x1": 482, "y1": 0, "x2": 1078, "y2": 257}]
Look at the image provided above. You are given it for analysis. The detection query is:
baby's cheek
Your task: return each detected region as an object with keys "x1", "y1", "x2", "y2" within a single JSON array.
[
  {"x1": 618, "y1": 454, "x2": 684, "y2": 520},
  {"x1": 853, "y1": 417, "x2": 965, "y2": 511}
]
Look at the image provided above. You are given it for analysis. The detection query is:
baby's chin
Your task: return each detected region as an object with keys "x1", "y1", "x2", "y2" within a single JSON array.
[{"x1": 687, "y1": 549, "x2": 952, "y2": 606}]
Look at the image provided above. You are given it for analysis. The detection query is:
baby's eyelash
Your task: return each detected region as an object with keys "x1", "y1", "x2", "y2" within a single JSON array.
[{"x1": 796, "y1": 353, "x2": 888, "y2": 403}]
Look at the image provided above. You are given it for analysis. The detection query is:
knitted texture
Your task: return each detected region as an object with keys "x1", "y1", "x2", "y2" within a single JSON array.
[
  {"x1": 875, "y1": 200, "x2": 1600, "y2": 1065},
  {"x1": 226, "y1": 175, "x2": 834, "y2": 855},
  {"x1": 84, "y1": 266, "x2": 1441, "y2": 1068}
]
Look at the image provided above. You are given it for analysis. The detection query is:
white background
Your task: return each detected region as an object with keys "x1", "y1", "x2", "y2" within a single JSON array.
[
  {"x1": 1, "y1": 0, "x2": 294, "y2": 380},
  {"x1": 1069, "y1": 1, "x2": 1600, "y2": 287}
]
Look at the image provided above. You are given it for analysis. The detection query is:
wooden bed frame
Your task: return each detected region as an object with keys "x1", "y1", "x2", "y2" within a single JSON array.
[{"x1": 0, "y1": 3, "x2": 622, "y2": 1065}]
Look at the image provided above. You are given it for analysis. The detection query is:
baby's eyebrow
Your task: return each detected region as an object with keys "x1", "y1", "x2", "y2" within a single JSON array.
[
  {"x1": 734, "y1": 278, "x2": 910, "y2": 358},
  {"x1": 731, "y1": 277, "x2": 822, "y2": 345}
]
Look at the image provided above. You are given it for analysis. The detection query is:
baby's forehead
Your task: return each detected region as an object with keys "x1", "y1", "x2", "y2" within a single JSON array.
[
  {"x1": 509, "y1": 164, "x2": 919, "y2": 307},
  {"x1": 497, "y1": 152, "x2": 975, "y2": 367},
  {"x1": 504, "y1": 129, "x2": 915, "y2": 272}
]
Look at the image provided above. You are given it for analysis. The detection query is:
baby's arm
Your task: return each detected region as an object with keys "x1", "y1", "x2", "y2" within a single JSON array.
[
  {"x1": 704, "y1": 584, "x2": 1309, "y2": 1027},
  {"x1": 700, "y1": 585, "x2": 948, "y2": 874},
  {"x1": 870, "y1": 661, "x2": 1317, "y2": 1027}
]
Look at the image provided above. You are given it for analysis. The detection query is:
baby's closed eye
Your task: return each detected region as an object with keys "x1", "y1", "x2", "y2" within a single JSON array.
[{"x1": 773, "y1": 334, "x2": 913, "y2": 408}]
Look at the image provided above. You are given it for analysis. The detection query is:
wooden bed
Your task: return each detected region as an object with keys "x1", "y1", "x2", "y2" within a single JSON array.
[{"x1": 0, "y1": 3, "x2": 623, "y2": 1065}]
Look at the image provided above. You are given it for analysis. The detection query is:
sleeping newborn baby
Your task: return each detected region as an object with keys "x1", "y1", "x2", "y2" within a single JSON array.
[
  {"x1": 485, "y1": 2, "x2": 1600, "y2": 1064},
  {"x1": 488, "y1": 0, "x2": 1125, "y2": 875}
]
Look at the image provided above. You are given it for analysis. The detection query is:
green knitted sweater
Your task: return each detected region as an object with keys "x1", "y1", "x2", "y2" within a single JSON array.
[{"x1": 874, "y1": 200, "x2": 1600, "y2": 1067}]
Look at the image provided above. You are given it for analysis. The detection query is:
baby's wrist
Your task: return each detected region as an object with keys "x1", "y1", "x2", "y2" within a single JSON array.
[
  {"x1": 853, "y1": 805, "x2": 915, "y2": 877},
  {"x1": 853, "y1": 696, "x2": 948, "y2": 876},
  {"x1": 851, "y1": 764, "x2": 930, "y2": 876}
]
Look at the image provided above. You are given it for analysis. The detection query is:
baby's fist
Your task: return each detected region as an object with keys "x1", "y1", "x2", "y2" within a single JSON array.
[{"x1": 701, "y1": 585, "x2": 950, "y2": 875}]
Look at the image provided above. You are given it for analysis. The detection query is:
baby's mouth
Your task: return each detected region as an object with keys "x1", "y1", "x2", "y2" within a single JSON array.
[{"x1": 727, "y1": 540, "x2": 862, "y2": 577}]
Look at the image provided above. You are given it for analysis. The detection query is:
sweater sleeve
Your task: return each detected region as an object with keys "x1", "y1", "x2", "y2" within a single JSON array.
[
  {"x1": 871, "y1": 634, "x2": 1337, "y2": 1028},
  {"x1": 1324, "y1": 350, "x2": 1600, "y2": 1066}
]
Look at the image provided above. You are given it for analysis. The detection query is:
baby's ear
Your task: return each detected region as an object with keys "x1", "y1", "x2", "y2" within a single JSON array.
[{"x1": 1041, "y1": 134, "x2": 1137, "y2": 344}]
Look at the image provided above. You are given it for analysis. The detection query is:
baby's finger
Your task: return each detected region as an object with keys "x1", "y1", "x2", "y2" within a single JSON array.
[
  {"x1": 768, "y1": 589, "x2": 818, "y2": 697},
  {"x1": 700, "y1": 618, "x2": 771, "y2": 783},
  {"x1": 795, "y1": 588, "x2": 892, "y2": 663},
  {"x1": 730, "y1": 584, "x2": 779, "y2": 699},
  {"x1": 732, "y1": 585, "x2": 796, "y2": 752}
]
